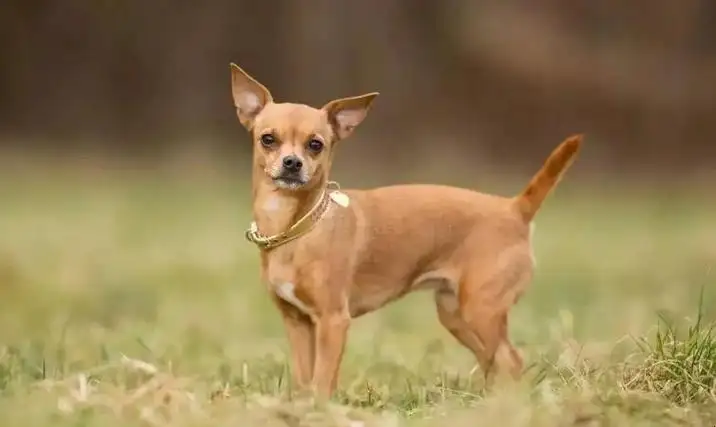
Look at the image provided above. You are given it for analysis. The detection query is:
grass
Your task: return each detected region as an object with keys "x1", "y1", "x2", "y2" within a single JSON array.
[
  {"x1": 0, "y1": 162, "x2": 714, "y2": 426},
  {"x1": 625, "y1": 295, "x2": 716, "y2": 407}
]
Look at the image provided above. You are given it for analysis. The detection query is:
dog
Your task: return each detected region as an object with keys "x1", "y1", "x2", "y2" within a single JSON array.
[{"x1": 230, "y1": 63, "x2": 582, "y2": 399}]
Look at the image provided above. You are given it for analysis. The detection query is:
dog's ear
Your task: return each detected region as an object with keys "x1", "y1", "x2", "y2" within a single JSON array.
[
  {"x1": 230, "y1": 63, "x2": 273, "y2": 130},
  {"x1": 321, "y1": 92, "x2": 379, "y2": 140}
]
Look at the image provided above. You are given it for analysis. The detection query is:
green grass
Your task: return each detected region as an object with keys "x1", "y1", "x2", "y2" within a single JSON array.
[{"x1": 0, "y1": 165, "x2": 714, "y2": 426}]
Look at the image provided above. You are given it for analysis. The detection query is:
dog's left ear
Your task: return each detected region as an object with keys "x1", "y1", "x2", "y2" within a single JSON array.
[
  {"x1": 230, "y1": 63, "x2": 273, "y2": 130},
  {"x1": 322, "y1": 92, "x2": 379, "y2": 140}
]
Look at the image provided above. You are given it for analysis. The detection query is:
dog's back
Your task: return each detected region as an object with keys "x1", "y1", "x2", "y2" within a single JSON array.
[{"x1": 340, "y1": 134, "x2": 582, "y2": 318}]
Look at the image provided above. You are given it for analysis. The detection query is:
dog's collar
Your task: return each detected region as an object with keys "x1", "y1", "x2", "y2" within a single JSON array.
[{"x1": 245, "y1": 181, "x2": 349, "y2": 250}]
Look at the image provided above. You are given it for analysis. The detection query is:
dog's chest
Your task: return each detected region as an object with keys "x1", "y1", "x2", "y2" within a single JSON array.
[
  {"x1": 263, "y1": 255, "x2": 316, "y2": 317},
  {"x1": 272, "y1": 281, "x2": 313, "y2": 316}
]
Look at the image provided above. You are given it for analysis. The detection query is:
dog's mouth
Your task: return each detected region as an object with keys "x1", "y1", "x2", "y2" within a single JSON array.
[{"x1": 272, "y1": 175, "x2": 307, "y2": 190}]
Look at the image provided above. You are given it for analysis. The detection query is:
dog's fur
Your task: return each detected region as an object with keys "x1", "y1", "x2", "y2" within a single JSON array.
[{"x1": 230, "y1": 63, "x2": 582, "y2": 398}]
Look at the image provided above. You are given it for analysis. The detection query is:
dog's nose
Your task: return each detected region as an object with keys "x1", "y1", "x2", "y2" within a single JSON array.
[{"x1": 282, "y1": 155, "x2": 303, "y2": 172}]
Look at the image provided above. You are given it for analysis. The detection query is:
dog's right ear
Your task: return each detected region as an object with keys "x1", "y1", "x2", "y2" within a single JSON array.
[{"x1": 230, "y1": 63, "x2": 273, "y2": 130}]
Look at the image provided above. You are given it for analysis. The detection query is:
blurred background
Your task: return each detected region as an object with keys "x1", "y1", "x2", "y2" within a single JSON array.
[
  {"x1": 2, "y1": 0, "x2": 716, "y2": 179},
  {"x1": 0, "y1": 0, "x2": 715, "y2": 405},
  {"x1": 0, "y1": 4, "x2": 715, "y2": 424}
]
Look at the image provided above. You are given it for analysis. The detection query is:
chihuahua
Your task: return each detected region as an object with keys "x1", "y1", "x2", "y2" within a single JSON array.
[{"x1": 230, "y1": 63, "x2": 582, "y2": 398}]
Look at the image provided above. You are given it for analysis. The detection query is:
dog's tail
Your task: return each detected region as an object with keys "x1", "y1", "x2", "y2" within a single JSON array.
[{"x1": 513, "y1": 134, "x2": 583, "y2": 222}]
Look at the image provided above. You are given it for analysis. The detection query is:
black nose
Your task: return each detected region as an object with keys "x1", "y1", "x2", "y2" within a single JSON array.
[{"x1": 282, "y1": 155, "x2": 303, "y2": 172}]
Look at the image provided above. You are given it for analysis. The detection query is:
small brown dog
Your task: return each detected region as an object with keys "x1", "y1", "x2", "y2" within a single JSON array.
[{"x1": 230, "y1": 63, "x2": 582, "y2": 398}]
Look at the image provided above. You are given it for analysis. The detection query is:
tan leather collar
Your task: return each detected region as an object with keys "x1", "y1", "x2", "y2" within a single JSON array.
[{"x1": 245, "y1": 181, "x2": 348, "y2": 251}]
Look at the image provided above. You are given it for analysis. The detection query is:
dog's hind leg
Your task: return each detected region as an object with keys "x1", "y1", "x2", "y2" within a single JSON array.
[
  {"x1": 464, "y1": 308, "x2": 522, "y2": 388},
  {"x1": 458, "y1": 257, "x2": 531, "y2": 388},
  {"x1": 434, "y1": 288, "x2": 490, "y2": 370}
]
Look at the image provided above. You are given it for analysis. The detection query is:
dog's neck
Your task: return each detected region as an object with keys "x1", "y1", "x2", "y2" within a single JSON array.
[{"x1": 251, "y1": 169, "x2": 326, "y2": 238}]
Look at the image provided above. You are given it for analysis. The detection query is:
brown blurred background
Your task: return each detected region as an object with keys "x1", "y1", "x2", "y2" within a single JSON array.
[{"x1": 1, "y1": 0, "x2": 715, "y2": 179}]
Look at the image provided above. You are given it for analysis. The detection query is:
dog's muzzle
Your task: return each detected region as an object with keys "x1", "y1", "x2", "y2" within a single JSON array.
[{"x1": 274, "y1": 155, "x2": 308, "y2": 188}]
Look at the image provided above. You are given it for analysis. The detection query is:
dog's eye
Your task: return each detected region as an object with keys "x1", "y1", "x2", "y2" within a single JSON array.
[
  {"x1": 259, "y1": 134, "x2": 276, "y2": 148},
  {"x1": 307, "y1": 139, "x2": 324, "y2": 153}
]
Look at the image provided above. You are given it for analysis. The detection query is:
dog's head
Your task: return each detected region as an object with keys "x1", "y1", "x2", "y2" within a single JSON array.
[{"x1": 230, "y1": 63, "x2": 378, "y2": 191}]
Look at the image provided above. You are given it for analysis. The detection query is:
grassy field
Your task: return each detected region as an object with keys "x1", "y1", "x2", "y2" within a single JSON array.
[{"x1": 0, "y1": 163, "x2": 714, "y2": 426}]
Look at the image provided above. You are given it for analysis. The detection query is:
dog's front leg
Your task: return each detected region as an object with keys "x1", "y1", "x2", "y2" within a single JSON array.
[
  {"x1": 311, "y1": 310, "x2": 350, "y2": 398},
  {"x1": 273, "y1": 296, "x2": 316, "y2": 391}
]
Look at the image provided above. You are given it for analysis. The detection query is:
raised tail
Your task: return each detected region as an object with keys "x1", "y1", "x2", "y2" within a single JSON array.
[{"x1": 513, "y1": 134, "x2": 583, "y2": 222}]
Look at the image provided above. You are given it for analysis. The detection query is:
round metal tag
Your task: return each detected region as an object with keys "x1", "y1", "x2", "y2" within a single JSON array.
[{"x1": 329, "y1": 191, "x2": 350, "y2": 208}]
